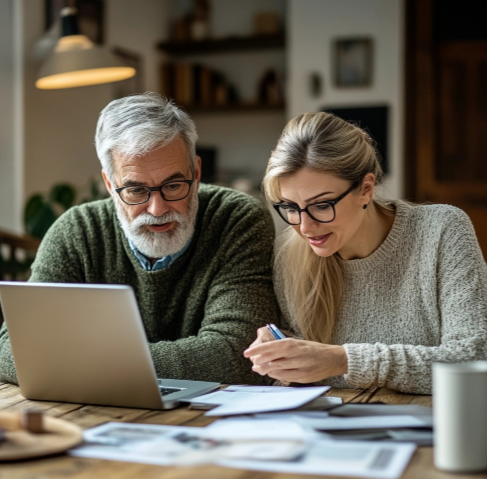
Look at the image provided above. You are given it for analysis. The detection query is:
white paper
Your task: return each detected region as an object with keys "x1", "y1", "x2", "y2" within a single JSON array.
[
  {"x1": 189, "y1": 385, "x2": 299, "y2": 406},
  {"x1": 330, "y1": 404, "x2": 432, "y2": 417},
  {"x1": 202, "y1": 418, "x2": 316, "y2": 441},
  {"x1": 220, "y1": 439, "x2": 416, "y2": 479},
  {"x1": 291, "y1": 414, "x2": 430, "y2": 430},
  {"x1": 254, "y1": 411, "x2": 330, "y2": 420},
  {"x1": 70, "y1": 423, "x2": 205, "y2": 466},
  {"x1": 70, "y1": 421, "x2": 416, "y2": 478},
  {"x1": 204, "y1": 385, "x2": 330, "y2": 416},
  {"x1": 70, "y1": 421, "x2": 307, "y2": 464}
]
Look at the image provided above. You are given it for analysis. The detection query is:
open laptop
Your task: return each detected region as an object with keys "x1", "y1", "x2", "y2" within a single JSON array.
[{"x1": 0, "y1": 282, "x2": 219, "y2": 409}]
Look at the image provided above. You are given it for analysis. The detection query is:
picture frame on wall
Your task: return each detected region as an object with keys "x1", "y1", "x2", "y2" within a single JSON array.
[
  {"x1": 333, "y1": 37, "x2": 373, "y2": 87},
  {"x1": 322, "y1": 106, "x2": 389, "y2": 174},
  {"x1": 45, "y1": 0, "x2": 105, "y2": 44}
]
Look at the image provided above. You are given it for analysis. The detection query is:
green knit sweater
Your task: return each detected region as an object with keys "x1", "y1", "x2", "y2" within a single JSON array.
[{"x1": 0, "y1": 184, "x2": 278, "y2": 385}]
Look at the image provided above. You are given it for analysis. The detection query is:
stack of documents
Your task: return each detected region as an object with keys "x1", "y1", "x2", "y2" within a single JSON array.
[
  {"x1": 71, "y1": 420, "x2": 416, "y2": 479},
  {"x1": 253, "y1": 404, "x2": 433, "y2": 445},
  {"x1": 69, "y1": 387, "x2": 432, "y2": 477},
  {"x1": 186, "y1": 385, "x2": 333, "y2": 415}
]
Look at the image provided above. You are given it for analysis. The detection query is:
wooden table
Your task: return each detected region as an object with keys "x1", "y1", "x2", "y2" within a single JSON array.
[{"x1": 0, "y1": 382, "x2": 485, "y2": 479}]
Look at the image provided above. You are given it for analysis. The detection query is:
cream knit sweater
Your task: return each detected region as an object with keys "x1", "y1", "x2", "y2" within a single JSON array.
[{"x1": 275, "y1": 201, "x2": 487, "y2": 394}]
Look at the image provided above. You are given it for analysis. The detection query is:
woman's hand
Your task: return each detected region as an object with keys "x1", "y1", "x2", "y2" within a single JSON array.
[
  {"x1": 246, "y1": 326, "x2": 276, "y2": 364},
  {"x1": 243, "y1": 337, "x2": 348, "y2": 383}
]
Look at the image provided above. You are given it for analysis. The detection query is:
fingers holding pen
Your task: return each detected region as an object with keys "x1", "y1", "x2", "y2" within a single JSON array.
[
  {"x1": 244, "y1": 338, "x2": 281, "y2": 359},
  {"x1": 246, "y1": 326, "x2": 276, "y2": 362},
  {"x1": 244, "y1": 338, "x2": 295, "y2": 372},
  {"x1": 246, "y1": 335, "x2": 349, "y2": 383},
  {"x1": 251, "y1": 356, "x2": 294, "y2": 376}
]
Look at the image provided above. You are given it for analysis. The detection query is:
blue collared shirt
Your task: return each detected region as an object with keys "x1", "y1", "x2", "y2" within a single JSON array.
[{"x1": 128, "y1": 236, "x2": 192, "y2": 271}]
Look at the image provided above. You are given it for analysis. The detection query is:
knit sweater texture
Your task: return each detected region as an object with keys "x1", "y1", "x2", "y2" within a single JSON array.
[
  {"x1": 275, "y1": 201, "x2": 487, "y2": 394},
  {"x1": 0, "y1": 184, "x2": 279, "y2": 385}
]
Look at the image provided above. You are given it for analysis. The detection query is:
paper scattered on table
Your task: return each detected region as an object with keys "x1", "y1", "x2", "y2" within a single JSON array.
[
  {"x1": 71, "y1": 423, "x2": 206, "y2": 466},
  {"x1": 298, "y1": 395, "x2": 343, "y2": 410},
  {"x1": 254, "y1": 411, "x2": 331, "y2": 420},
  {"x1": 330, "y1": 404, "x2": 432, "y2": 417},
  {"x1": 251, "y1": 409, "x2": 433, "y2": 445},
  {"x1": 70, "y1": 421, "x2": 416, "y2": 478},
  {"x1": 189, "y1": 385, "x2": 301, "y2": 406},
  {"x1": 221, "y1": 439, "x2": 416, "y2": 479},
  {"x1": 203, "y1": 385, "x2": 330, "y2": 416},
  {"x1": 202, "y1": 418, "x2": 317, "y2": 441},
  {"x1": 386, "y1": 429, "x2": 433, "y2": 446},
  {"x1": 288, "y1": 414, "x2": 431, "y2": 430}
]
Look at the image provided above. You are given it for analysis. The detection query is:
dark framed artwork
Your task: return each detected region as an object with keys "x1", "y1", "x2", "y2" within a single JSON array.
[
  {"x1": 333, "y1": 37, "x2": 373, "y2": 87},
  {"x1": 45, "y1": 0, "x2": 105, "y2": 44},
  {"x1": 111, "y1": 47, "x2": 143, "y2": 98},
  {"x1": 322, "y1": 106, "x2": 389, "y2": 174}
]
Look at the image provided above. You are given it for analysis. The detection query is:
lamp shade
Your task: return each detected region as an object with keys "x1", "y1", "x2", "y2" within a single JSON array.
[{"x1": 36, "y1": 9, "x2": 136, "y2": 89}]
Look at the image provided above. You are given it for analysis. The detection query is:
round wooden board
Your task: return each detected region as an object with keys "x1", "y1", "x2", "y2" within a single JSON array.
[{"x1": 0, "y1": 415, "x2": 83, "y2": 461}]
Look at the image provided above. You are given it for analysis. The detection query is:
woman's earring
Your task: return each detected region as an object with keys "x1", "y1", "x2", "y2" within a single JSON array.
[{"x1": 363, "y1": 204, "x2": 368, "y2": 210}]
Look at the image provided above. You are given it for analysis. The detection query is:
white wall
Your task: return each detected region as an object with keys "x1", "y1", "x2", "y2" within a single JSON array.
[
  {"x1": 288, "y1": 0, "x2": 405, "y2": 198},
  {"x1": 107, "y1": 0, "x2": 170, "y2": 93},
  {"x1": 0, "y1": 0, "x2": 15, "y2": 230},
  {"x1": 0, "y1": 0, "x2": 23, "y2": 232}
]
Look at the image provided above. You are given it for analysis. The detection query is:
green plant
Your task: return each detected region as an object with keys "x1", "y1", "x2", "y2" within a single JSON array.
[
  {"x1": 24, "y1": 178, "x2": 108, "y2": 240},
  {"x1": 24, "y1": 183, "x2": 76, "y2": 239}
]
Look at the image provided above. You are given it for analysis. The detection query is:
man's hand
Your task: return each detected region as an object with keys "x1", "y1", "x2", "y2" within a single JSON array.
[{"x1": 243, "y1": 336, "x2": 348, "y2": 383}]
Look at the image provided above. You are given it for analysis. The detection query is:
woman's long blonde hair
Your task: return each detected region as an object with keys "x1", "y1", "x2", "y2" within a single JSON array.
[{"x1": 263, "y1": 112, "x2": 388, "y2": 344}]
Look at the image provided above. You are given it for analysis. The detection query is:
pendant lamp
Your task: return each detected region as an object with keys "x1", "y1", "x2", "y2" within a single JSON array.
[{"x1": 36, "y1": 7, "x2": 135, "y2": 89}]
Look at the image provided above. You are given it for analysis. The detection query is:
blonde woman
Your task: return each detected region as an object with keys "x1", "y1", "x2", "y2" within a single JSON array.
[{"x1": 244, "y1": 112, "x2": 487, "y2": 394}]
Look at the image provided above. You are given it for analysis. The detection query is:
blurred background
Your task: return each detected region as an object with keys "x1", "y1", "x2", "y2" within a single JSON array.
[{"x1": 1, "y1": 0, "x2": 486, "y2": 273}]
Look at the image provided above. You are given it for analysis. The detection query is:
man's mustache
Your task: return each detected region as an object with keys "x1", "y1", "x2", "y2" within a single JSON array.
[{"x1": 130, "y1": 212, "x2": 187, "y2": 231}]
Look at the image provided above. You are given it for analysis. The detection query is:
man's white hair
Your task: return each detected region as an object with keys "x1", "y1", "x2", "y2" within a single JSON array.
[{"x1": 95, "y1": 92, "x2": 198, "y2": 179}]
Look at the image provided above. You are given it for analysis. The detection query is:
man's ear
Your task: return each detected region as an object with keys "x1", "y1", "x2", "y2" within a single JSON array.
[
  {"x1": 194, "y1": 156, "x2": 202, "y2": 184},
  {"x1": 101, "y1": 170, "x2": 115, "y2": 198}
]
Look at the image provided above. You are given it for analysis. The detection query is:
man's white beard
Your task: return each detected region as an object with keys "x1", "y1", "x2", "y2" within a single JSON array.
[{"x1": 115, "y1": 189, "x2": 198, "y2": 259}]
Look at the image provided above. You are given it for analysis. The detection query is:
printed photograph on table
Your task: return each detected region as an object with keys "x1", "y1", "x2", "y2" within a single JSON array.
[{"x1": 333, "y1": 37, "x2": 373, "y2": 87}]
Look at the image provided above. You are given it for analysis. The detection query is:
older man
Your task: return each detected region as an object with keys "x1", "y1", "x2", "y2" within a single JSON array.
[{"x1": 0, "y1": 93, "x2": 279, "y2": 385}]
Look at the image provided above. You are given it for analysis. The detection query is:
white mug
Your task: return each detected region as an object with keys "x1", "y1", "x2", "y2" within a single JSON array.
[{"x1": 433, "y1": 361, "x2": 487, "y2": 472}]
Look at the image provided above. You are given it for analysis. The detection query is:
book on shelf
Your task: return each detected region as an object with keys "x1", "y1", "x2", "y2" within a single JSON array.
[
  {"x1": 160, "y1": 61, "x2": 283, "y2": 110},
  {"x1": 160, "y1": 61, "x2": 237, "y2": 108}
]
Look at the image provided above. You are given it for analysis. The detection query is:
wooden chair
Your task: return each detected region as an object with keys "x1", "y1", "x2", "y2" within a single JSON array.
[{"x1": 0, "y1": 229, "x2": 41, "y2": 326}]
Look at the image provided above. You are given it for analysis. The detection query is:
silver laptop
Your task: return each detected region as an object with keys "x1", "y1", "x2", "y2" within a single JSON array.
[{"x1": 0, "y1": 282, "x2": 219, "y2": 409}]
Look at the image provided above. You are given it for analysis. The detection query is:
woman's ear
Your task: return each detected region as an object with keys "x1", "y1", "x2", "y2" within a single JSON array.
[{"x1": 360, "y1": 173, "x2": 376, "y2": 203}]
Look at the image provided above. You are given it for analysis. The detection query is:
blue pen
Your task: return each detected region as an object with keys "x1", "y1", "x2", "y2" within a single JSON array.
[{"x1": 266, "y1": 323, "x2": 287, "y2": 340}]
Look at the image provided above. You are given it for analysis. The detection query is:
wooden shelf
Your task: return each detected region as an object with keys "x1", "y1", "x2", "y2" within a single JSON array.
[
  {"x1": 182, "y1": 102, "x2": 285, "y2": 114},
  {"x1": 158, "y1": 34, "x2": 285, "y2": 55}
]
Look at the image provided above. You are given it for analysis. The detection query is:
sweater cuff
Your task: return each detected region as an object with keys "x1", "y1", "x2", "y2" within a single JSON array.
[{"x1": 343, "y1": 343, "x2": 376, "y2": 389}]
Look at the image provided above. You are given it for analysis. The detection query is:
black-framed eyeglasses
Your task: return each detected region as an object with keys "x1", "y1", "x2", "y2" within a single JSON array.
[
  {"x1": 115, "y1": 179, "x2": 194, "y2": 205},
  {"x1": 273, "y1": 182, "x2": 358, "y2": 225}
]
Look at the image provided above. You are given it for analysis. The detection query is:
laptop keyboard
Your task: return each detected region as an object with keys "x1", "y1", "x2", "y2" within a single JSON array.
[{"x1": 159, "y1": 387, "x2": 184, "y2": 396}]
